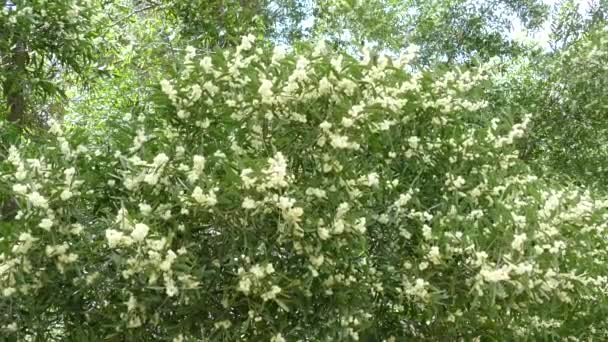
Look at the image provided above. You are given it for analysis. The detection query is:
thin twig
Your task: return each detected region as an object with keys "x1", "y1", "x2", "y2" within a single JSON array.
[{"x1": 111, "y1": 2, "x2": 164, "y2": 27}]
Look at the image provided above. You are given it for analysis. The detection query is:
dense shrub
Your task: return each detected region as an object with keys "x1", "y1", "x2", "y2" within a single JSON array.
[{"x1": 1, "y1": 37, "x2": 607, "y2": 340}]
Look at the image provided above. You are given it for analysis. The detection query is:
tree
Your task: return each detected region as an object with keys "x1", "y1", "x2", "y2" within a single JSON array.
[
  {"x1": 148, "y1": 0, "x2": 312, "y2": 48},
  {"x1": 0, "y1": 0, "x2": 103, "y2": 126},
  {"x1": 493, "y1": 1, "x2": 608, "y2": 187},
  {"x1": 311, "y1": 0, "x2": 549, "y2": 65}
]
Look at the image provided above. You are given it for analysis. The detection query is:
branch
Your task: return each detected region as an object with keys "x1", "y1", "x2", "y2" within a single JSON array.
[{"x1": 110, "y1": 2, "x2": 164, "y2": 27}]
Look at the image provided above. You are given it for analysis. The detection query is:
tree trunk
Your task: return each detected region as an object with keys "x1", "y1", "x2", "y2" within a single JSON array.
[{"x1": 3, "y1": 40, "x2": 28, "y2": 125}]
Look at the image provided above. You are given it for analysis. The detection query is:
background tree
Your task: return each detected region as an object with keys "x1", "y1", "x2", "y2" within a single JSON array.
[{"x1": 0, "y1": 0, "x2": 103, "y2": 127}]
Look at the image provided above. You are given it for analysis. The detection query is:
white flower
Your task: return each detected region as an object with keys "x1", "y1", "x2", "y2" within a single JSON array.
[
  {"x1": 367, "y1": 173, "x2": 380, "y2": 187},
  {"x1": 12, "y1": 232, "x2": 37, "y2": 254},
  {"x1": 272, "y1": 46, "x2": 285, "y2": 64},
  {"x1": 453, "y1": 176, "x2": 466, "y2": 189},
  {"x1": 408, "y1": 278, "x2": 429, "y2": 300},
  {"x1": 60, "y1": 189, "x2": 73, "y2": 201},
  {"x1": 511, "y1": 233, "x2": 527, "y2": 252},
  {"x1": 480, "y1": 266, "x2": 511, "y2": 283},
  {"x1": 285, "y1": 207, "x2": 303, "y2": 224},
  {"x1": 317, "y1": 227, "x2": 329, "y2": 240},
  {"x1": 310, "y1": 255, "x2": 325, "y2": 267},
  {"x1": 27, "y1": 191, "x2": 48, "y2": 209},
  {"x1": 263, "y1": 152, "x2": 289, "y2": 188},
  {"x1": 341, "y1": 117, "x2": 354, "y2": 127},
  {"x1": 331, "y1": 55, "x2": 343, "y2": 70},
  {"x1": 271, "y1": 333, "x2": 286, "y2": 342},
  {"x1": 64, "y1": 167, "x2": 76, "y2": 181},
  {"x1": 333, "y1": 219, "x2": 345, "y2": 234},
  {"x1": 379, "y1": 120, "x2": 396, "y2": 131},
  {"x1": 177, "y1": 110, "x2": 190, "y2": 119},
  {"x1": 428, "y1": 246, "x2": 441, "y2": 264},
  {"x1": 199, "y1": 56, "x2": 213, "y2": 72},
  {"x1": 188, "y1": 155, "x2": 206, "y2": 183},
  {"x1": 418, "y1": 261, "x2": 429, "y2": 271},
  {"x1": 143, "y1": 173, "x2": 160, "y2": 186},
  {"x1": 2, "y1": 287, "x2": 16, "y2": 297},
  {"x1": 422, "y1": 225, "x2": 432, "y2": 240},
  {"x1": 48, "y1": 119, "x2": 63, "y2": 135},
  {"x1": 192, "y1": 187, "x2": 217, "y2": 207},
  {"x1": 330, "y1": 134, "x2": 350, "y2": 149},
  {"x1": 238, "y1": 277, "x2": 252, "y2": 294},
  {"x1": 353, "y1": 217, "x2": 367, "y2": 234},
  {"x1": 126, "y1": 295, "x2": 138, "y2": 312},
  {"x1": 305, "y1": 187, "x2": 327, "y2": 199},
  {"x1": 258, "y1": 79, "x2": 274, "y2": 104},
  {"x1": 139, "y1": 203, "x2": 152, "y2": 216},
  {"x1": 160, "y1": 250, "x2": 177, "y2": 271},
  {"x1": 106, "y1": 229, "x2": 126, "y2": 248},
  {"x1": 131, "y1": 223, "x2": 150, "y2": 242},
  {"x1": 70, "y1": 224, "x2": 83, "y2": 235},
  {"x1": 160, "y1": 79, "x2": 177, "y2": 101},
  {"x1": 214, "y1": 320, "x2": 232, "y2": 329},
  {"x1": 203, "y1": 81, "x2": 218, "y2": 95},
  {"x1": 153, "y1": 153, "x2": 169, "y2": 166},
  {"x1": 4, "y1": 322, "x2": 17, "y2": 332},
  {"x1": 318, "y1": 77, "x2": 332, "y2": 94},
  {"x1": 242, "y1": 197, "x2": 257, "y2": 209},
  {"x1": 408, "y1": 136, "x2": 420, "y2": 149},
  {"x1": 12, "y1": 184, "x2": 27, "y2": 194},
  {"x1": 238, "y1": 34, "x2": 255, "y2": 51},
  {"x1": 190, "y1": 84, "x2": 202, "y2": 102},
  {"x1": 394, "y1": 193, "x2": 412, "y2": 207},
  {"x1": 193, "y1": 155, "x2": 205, "y2": 172},
  {"x1": 277, "y1": 196, "x2": 295, "y2": 210},
  {"x1": 261, "y1": 285, "x2": 282, "y2": 301},
  {"x1": 319, "y1": 121, "x2": 332, "y2": 131},
  {"x1": 38, "y1": 218, "x2": 54, "y2": 231},
  {"x1": 250, "y1": 264, "x2": 265, "y2": 279},
  {"x1": 240, "y1": 168, "x2": 256, "y2": 188},
  {"x1": 313, "y1": 40, "x2": 327, "y2": 56},
  {"x1": 165, "y1": 276, "x2": 179, "y2": 297}
]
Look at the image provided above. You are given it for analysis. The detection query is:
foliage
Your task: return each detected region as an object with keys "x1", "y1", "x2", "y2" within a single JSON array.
[
  {"x1": 526, "y1": 25, "x2": 608, "y2": 186},
  {"x1": 312, "y1": 0, "x2": 549, "y2": 64},
  {"x1": 62, "y1": 0, "x2": 180, "y2": 144},
  {"x1": 1, "y1": 38, "x2": 608, "y2": 340},
  {"x1": 0, "y1": 0, "x2": 104, "y2": 124},
  {"x1": 152, "y1": 0, "x2": 312, "y2": 47}
]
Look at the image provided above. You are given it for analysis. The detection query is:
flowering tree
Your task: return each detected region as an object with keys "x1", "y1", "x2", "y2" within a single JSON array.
[{"x1": 1, "y1": 35, "x2": 607, "y2": 340}]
